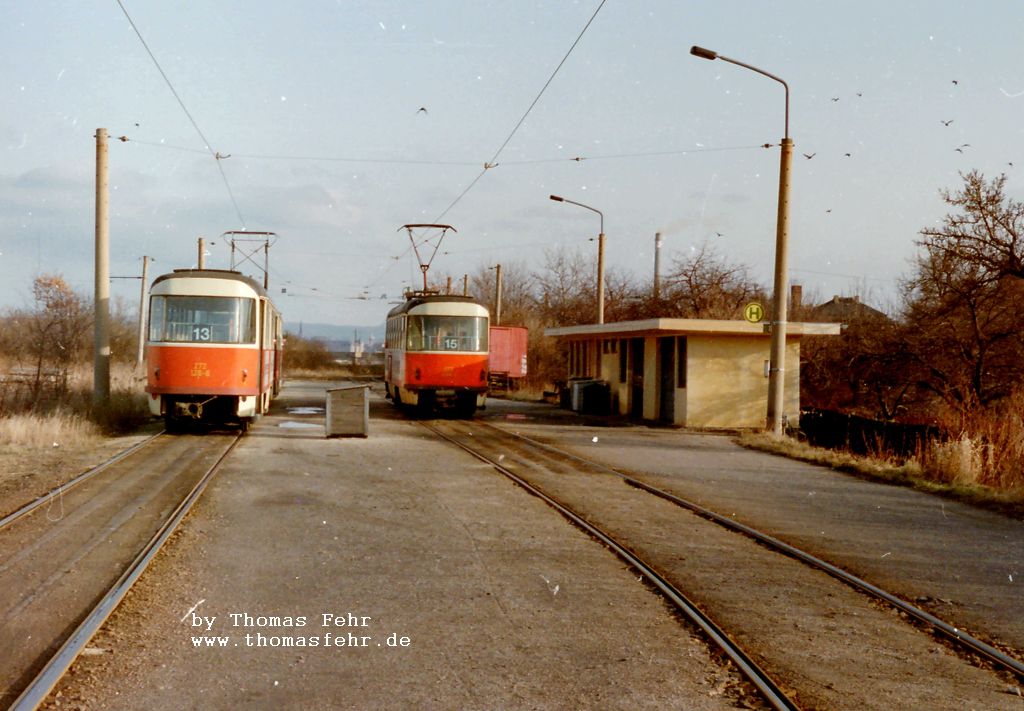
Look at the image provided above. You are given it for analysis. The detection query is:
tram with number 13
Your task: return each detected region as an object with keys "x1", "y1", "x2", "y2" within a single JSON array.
[{"x1": 145, "y1": 268, "x2": 283, "y2": 431}]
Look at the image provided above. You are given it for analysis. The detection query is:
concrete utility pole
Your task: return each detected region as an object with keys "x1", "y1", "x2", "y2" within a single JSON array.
[
  {"x1": 136, "y1": 256, "x2": 150, "y2": 366},
  {"x1": 653, "y1": 232, "x2": 662, "y2": 299},
  {"x1": 493, "y1": 263, "x2": 503, "y2": 326},
  {"x1": 93, "y1": 128, "x2": 110, "y2": 409},
  {"x1": 597, "y1": 231, "x2": 605, "y2": 324},
  {"x1": 198, "y1": 237, "x2": 206, "y2": 269},
  {"x1": 690, "y1": 45, "x2": 792, "y2": 436},
  {"x1": 462, "y1": 274, "x2": 468, "y2": 296}
]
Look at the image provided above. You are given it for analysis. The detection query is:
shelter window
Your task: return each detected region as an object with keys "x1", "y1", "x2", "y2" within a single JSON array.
[
  {"x1": 149, "y1": 295, "x2": 256, "y2": 344},
  {"x1": 406, "y1": 315, "x2": 488, "y2": 352}
]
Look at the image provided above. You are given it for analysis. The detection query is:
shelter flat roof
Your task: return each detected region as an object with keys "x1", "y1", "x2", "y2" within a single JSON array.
[{"x1": 544, "y1": 318, "x2": 842, "y2": 340}]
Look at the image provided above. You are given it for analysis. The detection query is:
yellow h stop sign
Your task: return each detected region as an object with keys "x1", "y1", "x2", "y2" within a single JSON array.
[{"x1": 743, "y1": 302, "x2": 765, "y2": 323}]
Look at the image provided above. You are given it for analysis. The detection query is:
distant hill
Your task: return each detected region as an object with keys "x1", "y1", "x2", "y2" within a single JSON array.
[{"x1": 286, "y1": 322, "x2": 386, "y2": 342}]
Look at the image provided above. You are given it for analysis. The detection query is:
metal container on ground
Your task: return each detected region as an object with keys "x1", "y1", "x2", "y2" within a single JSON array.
[{"x1": 326, "y1": 385, "x2": 370, "y2": 437}]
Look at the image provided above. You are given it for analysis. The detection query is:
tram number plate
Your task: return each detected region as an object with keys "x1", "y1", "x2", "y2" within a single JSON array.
[
  {"x1": 442, "y1": 337, "x2": 460, "y2": 350},
  {"x1": 191, "y1": 325, "x2": 213, "y2": 342}
]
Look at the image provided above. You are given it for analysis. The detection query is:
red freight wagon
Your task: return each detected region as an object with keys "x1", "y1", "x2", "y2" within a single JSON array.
[{"x1": 488, "y1": 326, "x2": 528, "y2": 389}]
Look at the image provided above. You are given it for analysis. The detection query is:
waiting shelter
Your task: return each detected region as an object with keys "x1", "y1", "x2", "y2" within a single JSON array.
[{"x1": 544, "y1": 318, "x2": 841, "y2": 429}]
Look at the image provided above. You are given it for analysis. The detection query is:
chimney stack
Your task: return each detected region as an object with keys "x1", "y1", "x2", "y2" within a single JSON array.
[{"x1": 790, "y1": 284, "x2": 802, "y2": 317}]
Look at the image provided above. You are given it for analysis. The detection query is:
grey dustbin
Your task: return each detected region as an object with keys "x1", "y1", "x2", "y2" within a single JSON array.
[{"x1": 325, "y1": 385, "x2": 370, "y2": 437}]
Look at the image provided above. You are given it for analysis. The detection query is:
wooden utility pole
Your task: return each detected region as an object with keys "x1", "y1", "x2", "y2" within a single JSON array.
[
  {"x1": 93, "y1": 128, "x2": 110, "y2": 409},
  {"x1": 198, "y1": 237, "x2": 206, "y2": 269}
]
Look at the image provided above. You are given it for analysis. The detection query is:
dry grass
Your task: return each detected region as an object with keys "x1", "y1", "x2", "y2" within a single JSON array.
[
  {"x1": 0, "y1": 411, "x2": 102, "y2": 450},
  {"x1": 284, "y1": 364, "x2": 382, "y2": 381},
  {"x1": 0, "y1": 362, "x2": 150, "y2": 436},
  {"x1": 496, "y1": 384, "x2": 551, "y2": 402},
  {"x1": 739, "y1": 432, "x2": 1024, "y2": 517}
]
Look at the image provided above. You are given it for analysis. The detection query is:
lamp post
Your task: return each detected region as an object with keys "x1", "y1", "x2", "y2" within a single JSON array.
[
  {"x1": 549, "y1": 194, "x2": 605, "y2": 324},
  {"x1": 690, "y1": 45, "x2": 792, "y2": 437}
]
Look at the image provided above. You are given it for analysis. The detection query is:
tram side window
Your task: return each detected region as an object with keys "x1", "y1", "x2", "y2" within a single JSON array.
[
  {"x1": 149, "y1": 295, "x2": 256, "y2": 344},
  {"x1": 405, "y1": 315, "x2": 488, "y2": 352}
]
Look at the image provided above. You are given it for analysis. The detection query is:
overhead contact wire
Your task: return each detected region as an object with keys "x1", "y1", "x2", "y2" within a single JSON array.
[
  {"x1": 430, "y1": 0, "x2": 609, "y2": 225},
  {"x1": 115, "y1": 0, "x2": 247, "y2": 227}
]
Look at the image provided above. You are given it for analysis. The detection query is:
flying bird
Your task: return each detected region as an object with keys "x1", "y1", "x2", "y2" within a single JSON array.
[
  {"x1": 416, "y1": 107, "x2": 428, "y2": 114},
  {"x1": 831, "y1": 97, "x2": 840, "y2": 102},
  {"x1": 941, "y1": 119, "x2": 954, "y2": 126},
  {"x1": 803, "y1": 152, "x2": 816, "y2": 159},
  {"x1": 826, "y1": 208, "x2": 833, "y2": 213},
  {"x1": 856, "y1": 92, "x2": 863, "y2": 97},
  {"x1": 844, "y1": 152, "x2": 852, "y2": 157},
  {"x1": 952, "y1": 80, "x2": 959, "y2": 85}
]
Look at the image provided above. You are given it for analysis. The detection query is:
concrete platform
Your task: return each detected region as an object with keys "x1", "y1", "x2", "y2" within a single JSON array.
[{"x1": 52, "y1": 382, "x2": 740, "y2": 709}]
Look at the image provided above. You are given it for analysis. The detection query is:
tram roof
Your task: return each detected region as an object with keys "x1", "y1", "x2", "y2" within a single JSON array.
[
  {"x1": 386, "y1": 293, "x2": 486, "y2": 318},
  {"x1": 152, "y1": 269, "x2": 268, "y2": 298}
]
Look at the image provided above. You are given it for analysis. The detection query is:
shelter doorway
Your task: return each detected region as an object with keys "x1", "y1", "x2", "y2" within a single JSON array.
[{"x1": 629, "y1": 338, "x2": 644, "y2": 419}]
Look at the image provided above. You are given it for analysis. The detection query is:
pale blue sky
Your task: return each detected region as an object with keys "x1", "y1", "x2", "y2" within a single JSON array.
[{"x1": 2, "y1": 1, "x2": 1022, "y2": 326}]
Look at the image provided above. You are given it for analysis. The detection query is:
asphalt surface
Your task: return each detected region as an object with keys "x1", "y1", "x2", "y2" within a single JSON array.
[
  {"x1": 45, "y1": 380, "x2": 1024, "y2": 709},
  {"x1": 49, "y1": 382, "x2": 744, "y2": 710},
  {"x1": 494, "y1": 412, "x2": 1024, "y2": 656}
]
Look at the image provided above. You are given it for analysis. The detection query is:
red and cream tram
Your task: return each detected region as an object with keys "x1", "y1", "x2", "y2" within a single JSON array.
[
  {"x1": 145, "y1": 269, "x2": 283, "y2": 430},
  {"x1": 384, "y1": 293, "x2": 489, "y2": 416}
]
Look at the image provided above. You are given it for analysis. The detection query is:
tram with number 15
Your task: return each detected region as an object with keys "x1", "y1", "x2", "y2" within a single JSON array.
[{"x1": 384, "y1": 293, "x2": 489, "y2": 417}]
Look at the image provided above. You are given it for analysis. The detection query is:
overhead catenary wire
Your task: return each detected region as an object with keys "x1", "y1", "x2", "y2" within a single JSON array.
[
  {"x1": 428, "y1": 0, "x2": 609, "y2": 226},
  {"x1": 122, "y1": 137, "x2": 767, "y2": 168},
  {"x1": 115, "y1": 0, "x2": 246, "y2": 228},
  {"x1": 367, "y1": 0, "x2": 611, "y2": 294}
]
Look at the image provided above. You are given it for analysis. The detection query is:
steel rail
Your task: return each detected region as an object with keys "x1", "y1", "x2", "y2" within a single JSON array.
[
  {"x1": 0, "y1": 431, "x2": 165, "y2": 532},
  {"x1": 9, "y1": 432, "x2": 243, "y2": 711},
  {"x1": 484, "y1": 422, "x2": 1024, "y2": 681},
  {"x1": 424, "y1": 422, "x2": 799, "y2": 711}
]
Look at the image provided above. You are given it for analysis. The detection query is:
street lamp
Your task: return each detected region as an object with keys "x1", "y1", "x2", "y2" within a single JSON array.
[
  {"x1": 690, "y1": 44, "x2": 793, "y2": 437},
  {"x1": 549, "y1": 194, "x2": 605, "y2": 324}
]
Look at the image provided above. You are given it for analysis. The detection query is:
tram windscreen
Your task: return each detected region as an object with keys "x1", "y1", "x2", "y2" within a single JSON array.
[
  {"x1": 406, "y1": 315, "x2": 488, "y2": 352},
  {"x1": 149, "y1": 295, "x2": 256, "y2": 344}
]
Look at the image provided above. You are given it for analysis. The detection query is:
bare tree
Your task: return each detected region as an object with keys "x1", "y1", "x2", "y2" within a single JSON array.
[
  {"x1": 533, "y1": 247, "x2": 596, "y2": 326},
  {"x1": 901, "y1": 171, "x2": 1024, "y2": 415},
  {"x1": 661, "y1": 242, "x2": 766, "y2": 318},
  {"x1": 2, "y1": 275, "x2": 92, "y2": 405},
  {"x1": 917, "y1": 170, "x2": 1024, "y2": 281}
]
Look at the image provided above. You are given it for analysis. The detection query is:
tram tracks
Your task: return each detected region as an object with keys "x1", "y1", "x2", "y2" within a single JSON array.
[
  {"x1": 0, "y1": 431, "x2": 242, "y2": 709},
  {"x1": 424, "y1": 418, "x2": 1024, "y2": 710}
]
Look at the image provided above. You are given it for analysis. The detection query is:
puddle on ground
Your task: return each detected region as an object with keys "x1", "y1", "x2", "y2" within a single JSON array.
[
  {"x1": 288, "y1": 407, "x2": 325, "y2": 415},
  {"x1": 505, "y1": 414, "x2": 529, "y2": 420},
  {"x1": 279, "y1": 421, "x2": 322, "y2": 429}
]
